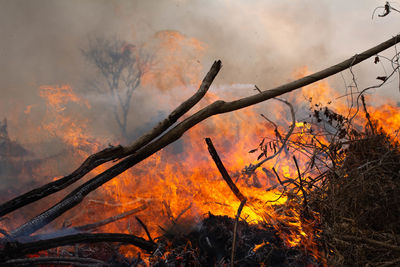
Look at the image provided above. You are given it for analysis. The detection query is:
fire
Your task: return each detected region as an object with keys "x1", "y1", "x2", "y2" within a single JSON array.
[
  {"x1": 39, "y1": 85, "x2": 89, "y2": 113},
  {"x1": 3, "y1": 60, "x2": 399, "y2": 263},
  {"x1": 29, "y1": 79, "x2": 319, "y2": 252},
  {"x1": 24, "y1": 105, "x2": 34, "y2": 114},
  {"x1": 39, "y1": 84, "x2": 97, "y2": 151},
  {"x1": 369, "y1": 103, "x2": 400, "y2": 135},
  {"x1": 141, "y1": 30, "x2": 205, "y2": 91},
  {"x1": 253, "y1": 241, "x2": 267, "y2": 252}
]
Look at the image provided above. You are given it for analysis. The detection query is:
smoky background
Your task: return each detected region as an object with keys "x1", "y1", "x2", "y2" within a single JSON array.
[{"x1": 0, "y1": 0, "x2": 399, "y2": 177}]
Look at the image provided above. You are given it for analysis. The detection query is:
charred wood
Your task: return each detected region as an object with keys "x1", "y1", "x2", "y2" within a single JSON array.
[
  {"x1": 135, "y1": 216, "x2": 153, "y2": 243},
  {"x1": 74, "y1": 204, "x2": 148, "y2": 232},
  {"x1": 7, "y1": 35, "x2": 400, "y2": 238},
  {"x1": 205, "y1": 137, "x2": 246, "y2": 202},
  {"x1": 0, "y1": 233, "x2": 156, "y2": 262}
]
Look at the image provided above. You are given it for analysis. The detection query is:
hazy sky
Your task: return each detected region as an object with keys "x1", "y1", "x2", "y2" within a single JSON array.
[{"x1": 0, "y1": 0, "x2": 399, "y2": 141}]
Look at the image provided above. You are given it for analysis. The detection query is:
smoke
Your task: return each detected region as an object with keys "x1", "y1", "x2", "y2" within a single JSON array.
[{"x1": 0, "y1": 0, "x2": 399, "y2": 153}]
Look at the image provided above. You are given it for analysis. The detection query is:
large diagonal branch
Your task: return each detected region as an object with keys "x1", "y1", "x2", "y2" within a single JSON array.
[
  {"x1": 0, "y1": 60, "x2": 222, "y2": 217},
  {"x1": 10, "y1": 34, "x2": 400, "y2": 238}
]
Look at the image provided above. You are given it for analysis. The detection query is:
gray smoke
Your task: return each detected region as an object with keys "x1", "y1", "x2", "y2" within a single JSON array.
[{"x1": 0, "y1": 0, "x2": 399, "y2": 144}]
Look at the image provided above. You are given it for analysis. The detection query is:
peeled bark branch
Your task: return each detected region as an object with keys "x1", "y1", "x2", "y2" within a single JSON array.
[{"x1": 9, "y1": 34, "x2": 400, "y2": 238}]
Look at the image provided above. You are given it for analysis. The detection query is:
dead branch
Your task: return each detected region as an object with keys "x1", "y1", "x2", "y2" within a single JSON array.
[
  {"x1": 231, "y1": 198, "x2": 246, "y2": 267},
  {"x1": 88, "y1": 199, "x2": 146, "y2": 207},
  {"x1": 373, "y1": 2, "x2": 400, "y2": 19},
  {"x1": 74, "y1": 203, "x2": 148, "y2": 232},
  {"x1": 340, "y1": 235, "x2": 400, "y2": 252},
  {"x1": 346, "y1": 64, "x2": 400, "y2": 126},
  {"x1": 162, "y1": 200, "x2": 175, "y2": 224},
  {"x1": 360, "y1": 94, "x2": 375, "y2": 134},
  {"x1": 248, "y1": 98, "x2": 296, "y2": 173},
  {"x1": 379, "y1": 257, "x2": 400, "y2": 267},
  {"x1": 261, "y1": 114, "x2": 280, "y2": 139},
  {"x1": 0, "y1": 233, "x2": 157, "y2": 261},
  {"x1": 174, "y1": 203, "x2": 192, "y2": 222},
  {"x1": 135, "y1": 216, "x2": 153, "y2": 243},
  {"x1": 0, "y1": 60, "x2": 222, "y2": 218},
  {"x1": 293, "y1": 156, "x2": 309, "y2": 217},
  {"x1": 205, "y1": 138, "x2": 246, "y2": 202},
  {"x1": 2, "y1": 256, "x2": 109, "y2": 267},
  {"x1": 8, "y1": 34, "x2": 400, "y2": 238},
  {"x1": 0, "y1": 145, "x2": 124, "y2": 217}
]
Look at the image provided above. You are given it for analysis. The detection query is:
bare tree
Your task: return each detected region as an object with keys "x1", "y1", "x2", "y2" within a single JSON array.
[{"x1": 83, "y1": 37, "x2": 150, "y2": 139}]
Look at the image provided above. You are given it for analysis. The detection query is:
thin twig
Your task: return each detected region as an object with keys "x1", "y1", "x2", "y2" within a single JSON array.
[
  {"x1": 231, "y1": 198, "x2": 247, "y2": 267},
  {"x1": 135, "y1": 216, "x2": 153, "y2": 243},
  {"x1": 250, "y1": 98, "x2": 296, "y2": 172},
  {"x1": 162, "y1": 200, "x2": 175, "y2": 224},
  {"x1": 360, "y1": 94, "x2": 375, "y2": 134},
  {"x1": 293, "y1": 156, "x2": 309, "y2": 216},
  {"x1": 175, "y1": 203, "x2": 192, "y2": 222},
  {"x1": 75, "y1": 203, "x2": 148, "y2": 231},
  {"x1": 379, "y1": 257, "x2": 400, "y2": 267},
  {"x1": 340, "y1": 235, "x2": 400, "y2": 252}
]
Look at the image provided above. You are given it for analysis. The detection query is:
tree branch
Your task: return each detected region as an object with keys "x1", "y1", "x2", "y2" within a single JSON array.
[
  {"x1": 8, "y1": 34, "x2": 400, "y2": 237},
  {"x1": 2, "y1": 256, "x2": 109, "y2": 267},
  {"x1": 74, "y1": 203, "x2": 148, "y2": 232},
  {"x1": 0, "y1": 60, "x2": 222, "y2": 218},
  {"x1": 1, "y1": 233, "x2": 156, "y2": 261},
  {"x1": 205, "y1": 138, "x2": 246, "y2": 202}
]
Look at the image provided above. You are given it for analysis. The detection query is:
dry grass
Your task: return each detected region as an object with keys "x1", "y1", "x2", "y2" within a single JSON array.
[{"x1": 309, "y1": 129, "x2": 400, "y2": 266}]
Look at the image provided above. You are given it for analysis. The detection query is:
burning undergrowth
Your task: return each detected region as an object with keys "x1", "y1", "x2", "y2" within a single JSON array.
[
  {"x1": 1, "y1": 35, "x2": 400, "y2": 266},
  {"x1": 308, "y1": 121, "x2": 400, "y2": 266},
  {"x1": 150, "y1": 213, "x2": 312, "y2": 266}
]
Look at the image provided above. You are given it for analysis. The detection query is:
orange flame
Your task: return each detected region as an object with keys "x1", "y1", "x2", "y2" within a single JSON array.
[
  {"x1": 33, "y1": 71, "x2": 399, "y2": 261},
  {"x1": 4, "y1": 59, "x2": 398, "y2": 263}
]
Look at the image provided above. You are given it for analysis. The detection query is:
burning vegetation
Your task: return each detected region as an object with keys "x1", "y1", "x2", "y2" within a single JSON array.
[{"x1": 0, "y1": 31, "x2": 400, "y2": 267}]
